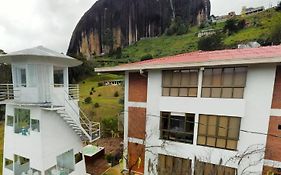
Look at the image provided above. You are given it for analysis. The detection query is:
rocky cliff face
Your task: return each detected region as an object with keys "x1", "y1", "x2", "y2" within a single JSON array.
[{"x1": 67, "y1": 0, "x2": 210, "y2": 58}]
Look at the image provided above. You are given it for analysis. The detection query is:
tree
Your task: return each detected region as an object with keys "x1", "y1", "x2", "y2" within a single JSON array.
[
  {"x1": 270, "y1": 22, "x2": 281, "y2": 45},
  {"x1": 276, "y1": 2, "x2": 281, "y2": 11},
  {"x1": 198, "y1": 33, "x2": 224, "y2": 51},
  {"x1": 224, "y1": 19, "x2": 246, "y2": 35}
]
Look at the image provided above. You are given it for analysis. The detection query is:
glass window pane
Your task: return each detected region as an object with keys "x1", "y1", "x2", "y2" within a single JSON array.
[
  {"x1": 212, "y1": 69, "x2": 222, "y2": 86},
  {"x1": 5, "y1": 158, "x2": 13, "y2": 171},
  {"x1": 206, "y1": 137, "x2": 216, "y2": 147},
  {"x1": 203, "y1": 69, "x2": 212, "y2": 86},
  {"x1": 198, "y1": 115, "x2": 207, "y2": 135},
  {"x1": 31, "y1": 119, "x2": 40, "y2": 132},
  {"x1": 233, "y1": 88, "x2": 244, "y2": 98},
  {"x1": 20, "y1": 69, "x2": 26, "y2": 86},
  {"x1": 197, "y1": 136, "x2": 206, "y2": 145},
  {"x1": 54, "y1": 67, "x2": 64, "y2": 85},
  {"x1": 172, "y1": 71, "x2": 181, "y2": 87},
  {"x1": 207, "y1": 116, "x2": 217, "y2": 136},
  {"x1": 190, "y1": 70, "x2": 198, "y2": 86},
  {"x1": 27, "y1": 64, "x2": 37, "y2": 87},
  {"x1": 170, "y1": 88, "x2": 179, "y2": 96},
  {"x1": 75, "y1": 152, "x2": 83, "y2": 164},
  {"x1": 7, "y1": 116, "x2": 13, "y2": 127},
  {"x1": 163, "y1": 71, "x2": 172, "y2": 87},
  {"x1": 170, "y1": 116, "x2": 185, "y2": 132},
  {"x1": 211, "y1": 88, "x2": 221, "y2": 98},
  {"x1": 228, "y1": 117, "x2": 241, "y2": 139},
  {"x1": 188, "y1": 88, "x2": 197, "y2": 97},
  {"x1": 179, "y1": 88, "x2": 188, "y2": 97},
  {"x1": 234, "y1": 67, "x2": 247, "y2": 86},
  {"x1": 223, "y1": 68, "x2": 234, "y2": 86},
  {"x1": 14, "y1": 155, "x2": 30, "y2": 174},
  {"x1": 180, "y1": 70, "x2": 190, "y2": 86},
  {"x1": 161, "y1": 116, "x2": 169, "y2": 130},
  {"x1": 57, "y1": 149, "x2": 75, "y2": 174},
  {"x1": 218, "y1": 117, "x2": 228, "y2": 137},
  {"x1": 226, "y1": 140, "x2": 238, "y2": 150},
  {"x1": 216, "y1": 139, "x2": 226, "y2": 148},
  {"x1": 222, "y1": 88, "x2": 233, "y2": 98},
  {"x1": 162, "y1": 88, "x2": 170, "y2": 96},
  {"x1": 186, "y1": 114, "x2": 195, "y2": 132},
  {"x1": 201, "y1": 88, "x2": 211, "y2": 98},
  {"x1": 14, "y1": 109, "x2": 30, "y2": 135}
]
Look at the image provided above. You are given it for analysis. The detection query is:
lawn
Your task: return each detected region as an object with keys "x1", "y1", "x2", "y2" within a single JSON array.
[{"x1": 79, "y1": 74, "x2": 124, "y2": 122}]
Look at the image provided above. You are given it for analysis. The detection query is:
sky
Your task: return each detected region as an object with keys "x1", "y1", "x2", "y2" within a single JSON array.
[{"x1": 0, "y1": 0, "x2": 280, "y2": 53}]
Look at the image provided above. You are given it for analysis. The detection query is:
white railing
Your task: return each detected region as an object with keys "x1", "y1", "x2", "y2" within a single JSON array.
[
  {"x1": 63, "y1": 90, "x2": 100, "y2": 142},
  {"x1": 0, "y1": 84, "x2": 15, "y2": 101},
  {"x1": 69, "y1": 84, "x2": 79, "y2": 100}
]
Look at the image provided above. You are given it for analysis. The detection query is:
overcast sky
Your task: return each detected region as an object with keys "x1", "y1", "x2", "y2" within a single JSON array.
[{"x1": 0, "y1": 0, "x2": 279, "y2": 53}]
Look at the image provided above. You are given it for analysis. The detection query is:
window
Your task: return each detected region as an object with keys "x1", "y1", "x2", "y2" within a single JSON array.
[
  {"x1": 6, "y1": 115, "x2": 14, "y2": 127},
  {"x1": 31, "y1": 119, "x2": 40, "y2": 132},
  {"x1": 160, "y1": 112, "x2": 195, "y2": 143},
  {"x1": 194, "y1": 160, "x2": 237, "y2": 175},
  {"x1": 201, "y1": 67, "x2": 247, "y2": 98},
  {"x1": 197, "y1": 115, "x2": 241, "y2": 150},
  {"x1": 75, "y1": 152, "x2": 83, "y2": 164},
  {"x1": 56, "y1": 149, "x2": 75, "y2": 174},
  {"x1": 14, "y1": 155, "x2": 30, "y2": 175},
  {"x1": 162, "y1": 69, "x2": 199, "y2": 97},
  {"x1": 14, "y1": 108, "x2": 30, "y2": 135},
  {"x1": 5, "y1": 158, "x2": 13, "y2": 171},
  {"x1": 15, "y1": 66, "x2": 26, "y2": 87},
  {"x1": 54, "y1": 67, "x2": 64, "y2": 85},
  {"x1": 158, "y1": 154, "x2": 192, "y2": 175},
  {"x1": 278, "y1": 125, "x2": 281, "y2": 130}
]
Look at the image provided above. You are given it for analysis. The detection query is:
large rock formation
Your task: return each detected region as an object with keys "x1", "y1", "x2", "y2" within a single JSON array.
[{"x1": 67, "y1": 0, "x2": 210, "y2": 58}]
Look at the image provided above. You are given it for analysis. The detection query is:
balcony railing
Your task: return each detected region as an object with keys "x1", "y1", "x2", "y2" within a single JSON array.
[
  {"x1": 0, "y1": 84, "x2": 14, "y2": 101},
  {"x1": 52, "y1": 84, "x2": 80, "y2": 101}
]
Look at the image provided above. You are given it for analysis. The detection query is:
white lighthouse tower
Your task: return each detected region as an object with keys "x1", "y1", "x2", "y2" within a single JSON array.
[{"x1": 0, "y1": 46, "x2": 100, "y2": 175}]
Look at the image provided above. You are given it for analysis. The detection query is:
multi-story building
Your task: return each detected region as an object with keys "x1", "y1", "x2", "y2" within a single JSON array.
[
  {"x1": 0, "y1": 46, "x2": 100, "y2": 175},
  {"x1": 96, "y1": 45, "x2": 281, "y2": 175}
]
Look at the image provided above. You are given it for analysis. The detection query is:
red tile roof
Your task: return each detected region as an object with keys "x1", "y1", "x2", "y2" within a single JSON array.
[{"x1": 95, "y1": 45, "x2": 281, "y2": 72}]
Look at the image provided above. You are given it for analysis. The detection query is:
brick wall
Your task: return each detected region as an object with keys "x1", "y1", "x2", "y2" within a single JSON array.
[
  {"x1": 128, "y1": 142, "x2": 145, "y2": 174},
  {"x1": 128, "y1": 72, "x2": 147, "y2": 102},
  {"x1": 128, "y1": 107, "x2": 146, "y2": 139},
  {"x1": 265, "y1": 116, "x2": 281, "y2": 162},
  {"x1": 271, "y1": 66, "x2": 281, "y2": 109}
]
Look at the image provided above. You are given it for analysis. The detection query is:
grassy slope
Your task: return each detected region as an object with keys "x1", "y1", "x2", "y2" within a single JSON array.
[
  {"x1": 95, "y1": 8, "x2": 281, "y2": 64},
  {"x1": 79, "y1": 74, "x2": 124, "y2": 122}
]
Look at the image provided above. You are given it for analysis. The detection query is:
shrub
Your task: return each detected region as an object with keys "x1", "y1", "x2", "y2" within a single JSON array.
[
  {"x1": 105, "y1": 153, "x2": 113, "y2": 163},
  {"x1": 98, "y1": 94, "x2": 102, "y2": 97},
  {"x1": 98, "y1": 82, "x2": 103, "y2": 87},
  {"x1": 91, "y1": 87, "x2": 95, "y2": 91},
  {"x1": 90, "y1": 91, "x2": 93, "y2": 95},
  {"x1": 270, "y1": 22, "x2": 281, "y2": 45},
  {"x1": 114, "y1": 91, "x2": 119, "y2": 97},
  {"x1": 224, "y1": 19, "x2": 246, "y2": 35},
  {"x1": 276, "y1": 2, "x2": 281, "y2": 11},
  {"x1": 198, "y1": 33, "x2": 224, "y2": 51},
  {"x1": 119, "y1": 98, "x2": 124, "y2": 105},
  {"x1": 94, "y1": 103, "x2": 100, "y2": 108},
  {"x1": 101, "y1": 116, "x2": 118, "y2": 137},
  {"x1": 84, "y1": 97, "x2": 92, "y2": 104},
  {"x1": 140, "y1": 54, "x2": 153, "y2": 61},
  {"x1": 165, "y1": 16, "x2": 188, "y2": 36}
]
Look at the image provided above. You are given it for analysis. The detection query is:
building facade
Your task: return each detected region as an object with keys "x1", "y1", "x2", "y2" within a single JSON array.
[
  {"x1": 0, "y1": 46, "x2": 100, "y2": 175},
  {"x1": 96, "y1": 45, "x2": 281, "y2": 175}
]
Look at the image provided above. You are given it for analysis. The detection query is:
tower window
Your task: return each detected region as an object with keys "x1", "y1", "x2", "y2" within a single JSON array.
[
  {"x1": 54, "y1": 67, "x2": 64, "y2": 86},
  {"x1": 14, "y1": 108, "x2": 30, "y2": 136},
  {"x1": 14, "y1": 66, "x2": 26, "y2": 87}
]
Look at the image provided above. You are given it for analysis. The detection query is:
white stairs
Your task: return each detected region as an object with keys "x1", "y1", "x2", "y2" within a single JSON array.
[{"x1": 56, "y1": 107, "x2": 100, "y2": 142}]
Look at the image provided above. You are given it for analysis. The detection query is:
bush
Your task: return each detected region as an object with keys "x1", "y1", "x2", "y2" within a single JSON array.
[
  {"x1": 114, "y1": 91, "x2": 119, "y2": 97},
  {"x1": 101, "y1": 116, "x2": 118, "y2": 137},
  {"x1": 140, "y1": 54, "x2": 153, "y2": 61},
  {"x1": 94, "y1": 103, "x2": 100, "y2": 108},
  {"x1": 224, "y1": 19, "x2": 246, "y2": 35},
  {"x1": 270, "y1": 23, "x2": 281, "y2": 45},
  {"x1": 91, "y1": 87, "x2": 95, "y2": 91},
  {"x1": 198, "y1": 33, "x2": 224, "y2": 51},
  {"x1": 90, "y1": 91, "x2": 93, "y2": 95},
  {"x1": 276, "y1": 2, "x2": 281, "y2": 11},
  {"x1": 119, "y1": 98, "x2": 124, "y2": 105},
  {"x1": 84, "y1": 97, "x2": 92, "y2": 104},
  {"x1": 98, "y1": 94, "x2": 102, "y2": 97},
  {"x1": 165, "y1": 16, "x2": 189, "y2": 36},
  {"x1": 98, "y1": 82, "x2": 103, "y2": 87}
]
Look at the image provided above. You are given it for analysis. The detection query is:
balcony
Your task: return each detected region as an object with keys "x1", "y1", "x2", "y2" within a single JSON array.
[{"x1": 0, "y1": 84, "x2": 15, "y2": 102}]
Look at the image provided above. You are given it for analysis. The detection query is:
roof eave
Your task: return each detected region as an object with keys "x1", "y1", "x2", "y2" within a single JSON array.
[{"x1": 95, "y1": 56, "x2": 281, "y2": 73}]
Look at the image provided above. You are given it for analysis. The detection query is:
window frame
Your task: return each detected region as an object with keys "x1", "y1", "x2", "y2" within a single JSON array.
[
  {"x1": 201, "y1": 67, "x2": 247, "y2": 99},
  {"x1": 162, "y1": 69, "x2": 199, "y2": 97},
  {"x1": 160, "y1": 112, "x2": 195, "y2": 144},
  {"x1": 53, "y1": 67, "x2": 64, "y2": 86},
  {"x1": 6, "y1": 115, "x2": 14, "y2": 127},
  {"x1": 5, "y1": 158, "x2": 13, "y2": 171},
  {"x1": 197, "y1": 114, "x2": 241, "y2": 150},
  {"x1": 31, "y1": 119, "x2": 40, "y2": 132}
]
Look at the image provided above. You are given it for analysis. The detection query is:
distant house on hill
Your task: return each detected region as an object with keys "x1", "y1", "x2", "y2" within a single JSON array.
[
  {"x1": 242, "y1": 6, "x2": 265, "y2": 15},
  {"x1": 197, "y1": 29, "x2": 217, "y2": 37},
  {"x1": 211, "y1": 11, "x2": 236, "y2": 23}
]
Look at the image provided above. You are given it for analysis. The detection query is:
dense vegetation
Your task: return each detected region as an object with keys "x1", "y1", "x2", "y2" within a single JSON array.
[{"x1": 90, "y1": 8, "x2": 281, "y2": 66}]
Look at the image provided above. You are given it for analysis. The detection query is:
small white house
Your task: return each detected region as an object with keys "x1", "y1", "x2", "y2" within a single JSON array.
[
  {"x1": 0, "y1": 46, "x2": 100, "y2": 175},
  {"x1": 96, "y1": 45, "x2": 281, "y2": 175}
]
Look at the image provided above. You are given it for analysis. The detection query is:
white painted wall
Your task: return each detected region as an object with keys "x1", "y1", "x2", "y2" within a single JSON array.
[
  {"x1": 124, "y1": 64, "x2": 276, "y2": 175},
  {"x1": 2, "y1": 105, "x2": 86, "y2": 175}
]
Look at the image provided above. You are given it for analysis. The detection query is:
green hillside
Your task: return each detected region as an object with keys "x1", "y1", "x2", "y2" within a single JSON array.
[{"x1": 94, "y1": 8, "x2": 281, "y2": 65}]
